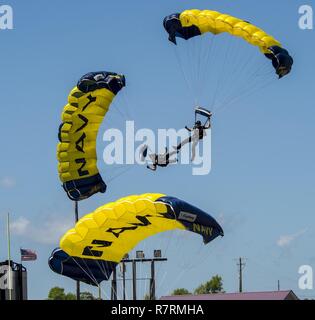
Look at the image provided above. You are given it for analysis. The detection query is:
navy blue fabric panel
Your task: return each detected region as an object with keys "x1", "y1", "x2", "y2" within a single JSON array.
[
  {"x1": 265, "y1": 46, "x2": 293, "y2": 78},
  {"x1": 63, "y1": 173, "x2": 106, "y2": 201},
  {"x1": 163, "y1": 13, "x2": 201, "y2": 44},
  {"x1": 77, "y1": 71, "x2": 125, "y2": 95},
  {"x1": 157, "y1": 196, "x2": 224, "y2": 244},
  {"x1": 48, "y1": 248, "x2": 117, "y2": 286}
]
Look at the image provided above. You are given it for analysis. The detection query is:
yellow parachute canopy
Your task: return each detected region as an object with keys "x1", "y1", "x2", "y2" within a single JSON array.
[
  {"x1": 164, "y1": 10, "x2": 293, "y2": 78},
  {"x1": 179, "y1": 9, "x2": 281, "y2": 53},
  {"x1": 57, "y1": 71, "x2": 125, "y2": 201},
  {"x1": 60, "y1": 193, "x2": 224, "y2": 264}
]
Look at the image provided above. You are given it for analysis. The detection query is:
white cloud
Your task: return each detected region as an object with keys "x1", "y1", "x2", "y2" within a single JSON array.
[
  {"x1": 33, "y1": 218, "x2": 73, "y2": 245},
  {"x1": 0, "y1": 177, "x2": 16, "y2": 188},
  {"x1": 10, "y1": 217, "x2": 30, "y2": 235},
  {"x1": 10, "y1": 215, "x2": 73, "y2": 245},
  {"x1": 277, "y1": 229, "x2": 307, "y2": 247}
]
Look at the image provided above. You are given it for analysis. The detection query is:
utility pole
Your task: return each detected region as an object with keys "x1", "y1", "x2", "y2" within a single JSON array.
[
  {"x1": 149, "y1": 260, "x2": 156, "y2": 300},
  {"x1": 237, "y1": 257, "x2": 246, "y2": 293},
  {"x1": 111, "y1": 267, "x2": 117, "y2": 300},
  {"x1": 122, "y1": 262, "x2": 126, "y2": 300},
  {"x1": 74, "y1": 201, "x2": 80, "y2": 301},
  {"x1": 120, "y1": 254, "x2": 167, "y2": 300},
  {"x1": 132, "y1": 260, "x2": 137, "y2": 300},
  {"x1": 7, "y1": 213, "x2": 12, "y2": 301},
  {"x1": 277, "y1": 280, "x2": 280, "y2": 291}
]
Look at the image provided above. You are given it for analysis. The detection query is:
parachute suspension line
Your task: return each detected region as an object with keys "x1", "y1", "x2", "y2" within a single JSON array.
[
  {"x1": 209, "y1": 36, "x2": 233, "y2": 112},
  {"x1": 215, "y1": 52, "x2": 275, "y2": 113},
  {"x1": 157, "y1": 230, "x2": 206, "y2": 295},
  {"x1": 151, "y1": 204, "x2": 180, "y2": 296},
  {"x1": 191, "y1": 36, "x2": 202, "y2": 104},
  {"x1": 77, "y1": 247, "x2": 114, "y2": 299},
  {"x1": 80, "y1": 246, "x2": 110, "y2": 285},
  {"x1": 154, "y1": 230, "x2": 179, "y2": 296},
  {"x1": 118, "y1": 89, "x2": 135, "y2": 121},
  {"x1": 197, "y1": 35, "x2": 216, "y2": 102},
  {"x1": 210, "y1": 37, "x2": 247, "y2": 113},
  {"x1": 69, "y1": 256, "x2": 110, "y2": 299},
  {"x1": 154, "y1": 218, "x2": 206, "y2": 295},
  {"x1": 111, "y1": 99, "x2": 130, "y2": 122},
  {"x1": 106, "y1": 165, "x2": 134, "y2": 184},
  {"x1": 211, "y1": 39, "x2": 274, "y2": 115},
  {"x1": 173, "y1": 44, "x2": 195, "y2": 104},
  {"x1": 216, "y1": 75, "x2": 274, "y2": 115},
  {"x1": 161, "y1": 267, "x2": 188, "y2": 295},
  {"x1": 215, "y1": 36, "x2": 250, "y2": 109},
  {"x1": 156, "y1": 231, "x2": 186, "y2": 294}
]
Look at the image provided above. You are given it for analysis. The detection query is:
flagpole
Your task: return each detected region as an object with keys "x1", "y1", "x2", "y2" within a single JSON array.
[{"x1": 7, "y1": 212, "x2": 12, "y2": 300}]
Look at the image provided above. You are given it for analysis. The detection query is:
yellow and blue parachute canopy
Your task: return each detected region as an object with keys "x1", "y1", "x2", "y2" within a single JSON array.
[
  {"x1": 57, "y1": 71, "x2": 125, "y2": 201},
  {"x1": 49, "y1": 193, "x2": 224, "y2": 285},
  {"x1": 163, "y1": 10, "x2": 293, "y2": 78}
]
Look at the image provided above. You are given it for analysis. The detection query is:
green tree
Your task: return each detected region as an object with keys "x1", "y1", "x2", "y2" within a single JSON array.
[
  {"x1": 143, "y1": 293, "x2": 151, "y2": 300},
  {"x1": 48, "y1": 287, "x2": 66, "y2": 300},
  {"x1": 80, "y1": 291, "x2": 95, "y2": 300},
  {"x1": 171, "y1": 288, "x2": 191, "y2": 296},
  {"x1": 47, "y1": 287, "x2": 76, "y2": 300},
  {"x1": 194, "y1": 275, "x2": 224, "y2": 294},
  {"x1": 65, "y1": 293, "x2": 76, "y2": 300}
]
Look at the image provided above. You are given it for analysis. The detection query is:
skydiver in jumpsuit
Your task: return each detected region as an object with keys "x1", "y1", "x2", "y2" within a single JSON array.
[
  {"x1": 176, "y1": 116, "x2": 212, "y2": 161},
  {"x1": 146, "y1": 148, "x2": 178, "y2": 171},
  {"x1": 145, "y1": 112, "x2": 212, "y2": 170}
]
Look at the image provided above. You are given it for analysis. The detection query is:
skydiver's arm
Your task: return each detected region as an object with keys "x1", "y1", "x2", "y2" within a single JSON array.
[
  {"x1": 185, "y1": 126, "x2": 193, "y2": 132},
  {"x1": 204, "y1": 120, "x2": 211, "y2": 129}
]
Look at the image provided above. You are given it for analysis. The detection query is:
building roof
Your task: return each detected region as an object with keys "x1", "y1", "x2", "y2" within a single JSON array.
[{"x1": 160, "y1": 290, "x2": 299, "y2": 300}]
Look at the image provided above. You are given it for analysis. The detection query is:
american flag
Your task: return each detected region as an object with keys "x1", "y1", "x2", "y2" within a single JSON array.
[{"x1": 20, "y1": 248, "x2": 37, "y2": 261}]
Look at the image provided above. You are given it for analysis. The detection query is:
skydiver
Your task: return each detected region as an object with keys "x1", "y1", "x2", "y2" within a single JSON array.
[
  {"x1": 175, "y1": 110, "x2": 212, "y2": 161},
  {"x1": 146, "y1": 147, "x2": 178, "y2": 171}
]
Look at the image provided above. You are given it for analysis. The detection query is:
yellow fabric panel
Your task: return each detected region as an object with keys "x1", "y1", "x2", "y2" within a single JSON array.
[
  {"x1": 58, "y1": 160, "x2": 99, "y2": 182},
  {"x1": 60, "y1": 194, "x2": 186, "y2": 263},
  {"x1": 179, "y1": 9, "x2": 281, "y2": 53},
  {"x1": 57, "y1": 87, "x2": 115, "y2": 183}
]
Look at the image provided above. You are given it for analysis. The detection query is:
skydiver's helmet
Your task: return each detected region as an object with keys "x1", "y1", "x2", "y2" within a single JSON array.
[{"x1": 195, "y1": 120, "x2": 202, "y2": 127}]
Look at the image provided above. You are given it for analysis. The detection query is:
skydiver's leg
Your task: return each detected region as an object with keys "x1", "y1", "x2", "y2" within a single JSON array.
[
  {"x1": 176, "y1": 136, "x2": 192, "y2": 151},
  {"x1": 146, "y1": 164, "x2": 157, "y2": 171},
  {"x1": 167, "y1": 158, "x2": 178, "y2": 164},
  {"x1": 190, "y1": 132, "x2": 200, "y2": 162},
  {"x1": 148, "y1": 153, "x2": 157, "y2": 163},
  {"x1": 191, "y1": 140, "x2": 199, "y2": 161},
  {"x1": 168, "y1": 150, "x2": 179, "y2": 157}
]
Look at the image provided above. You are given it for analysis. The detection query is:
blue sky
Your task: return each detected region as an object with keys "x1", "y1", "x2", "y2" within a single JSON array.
[{"x1": 0, "y1": 0, "x2": 314, "y2": 299}]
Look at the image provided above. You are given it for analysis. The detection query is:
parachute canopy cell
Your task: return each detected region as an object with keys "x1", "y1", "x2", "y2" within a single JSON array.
[
  {"x1": 57, "y1": 71, "x2": 125, "y2": 201},
  {"x1": 53, "y1": 193, "x2": 223, "y2": 284},
  {"x1": 163, "y1": 9, "x2": 293, "y2": 78}
]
